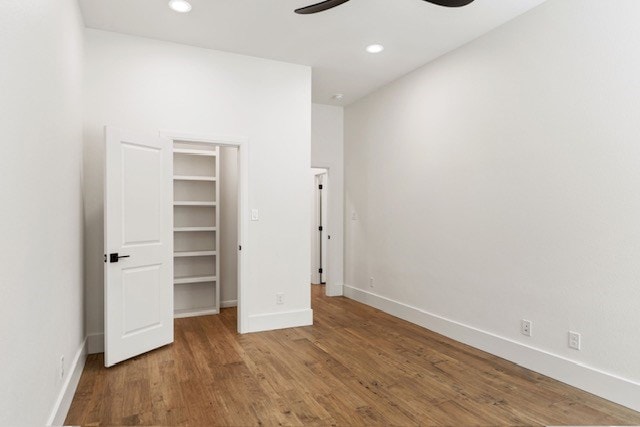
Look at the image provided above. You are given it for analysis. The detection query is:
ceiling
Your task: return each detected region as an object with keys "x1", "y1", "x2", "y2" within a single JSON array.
[{"x1": 79, "y1": 0, "x2": 546, "y2": 105}]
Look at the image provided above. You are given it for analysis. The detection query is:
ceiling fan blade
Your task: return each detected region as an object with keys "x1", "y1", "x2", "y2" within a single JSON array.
[
  {"x1": 295, "y1": 0, "x2": 351, "y2": 14},
  {"x1": 423, "y1": 0, "x2": 475, "y2": 7}
]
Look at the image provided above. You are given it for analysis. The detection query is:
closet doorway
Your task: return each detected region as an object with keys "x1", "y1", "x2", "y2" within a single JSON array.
[
  {"x1": 104, "y1": 128, "x2": 248, "y2": 367},
  {"x1": 163, "y1": 131, "x2": 247, "y2": 335}
]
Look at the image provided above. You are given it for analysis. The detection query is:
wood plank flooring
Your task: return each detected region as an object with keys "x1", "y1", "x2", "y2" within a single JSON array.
[{"x1": 66, "y1": 285, "x2": 640, "y2": 426}]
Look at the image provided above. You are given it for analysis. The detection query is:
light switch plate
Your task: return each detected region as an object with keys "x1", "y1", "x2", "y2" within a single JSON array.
[{"x1": 251, "y1": 209, "x2": 259, "y2": 221}]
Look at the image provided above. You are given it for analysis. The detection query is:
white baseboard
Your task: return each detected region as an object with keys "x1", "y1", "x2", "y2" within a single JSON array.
[
  {"x1": 325, "y1": 283, "x2": 344, "y2": 297},
  {"x1": 343, "y1": 285, "x2": 640, "y2": 412},
  {"x1": 87, "y1": 332, "x2": 104, "y2": 354},
  {"x1": 246, "y1": 308, "x2": 313, "y2": 333},
  {"x1": 221, "y1": 299, "x2": 238, "y2": 308},
  {"x1": 47, "y1": 338, "x2": 87, "y2": 426}
]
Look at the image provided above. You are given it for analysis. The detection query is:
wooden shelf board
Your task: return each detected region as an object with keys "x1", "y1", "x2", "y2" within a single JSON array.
[
  {"x1": 173, "y1": 175, "x2": 216, "y2": 182},
  {"x1": 173, "y1": 227, "x2": 217, "y2": 232},
  {"x1": 174, "y1": 307, "x2": 219, "y2": 319},
  {"x1": 174, "y1": 275, "x2": 217, "y2": 285},
  {"x1": 174, "y1": 251, "x2": 217, "y2": 258},
  {"x1": 173, "y1": 201, "x2": 216, "y2": 207},
  {"x1": 173, "y1": 149, "x2": 217, "y2": 157}
]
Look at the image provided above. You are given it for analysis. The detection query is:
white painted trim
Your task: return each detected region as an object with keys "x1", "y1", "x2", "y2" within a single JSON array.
[
  {"x1": 325, "y1": 283, "x2": 343, "y2": 297},
  {"x1": 343, "y1": 285, "x2": 640, "y2": 412},
  {"x1": 221, "y1": 299, "x2": 238, "y2": 308},
  {"x1": 87, "y1": 332, "x2": 104, "y2": 354},
  {"x1": 174, "y1": 307, "x2": 219, "y2": 319},
  {"x1": 159, "y1": 130, "x2": 249, "y2": 334},
  {"x1": 47, "y1": 338, "x2": 87, "y2": 426},
  {"x1": 246, "y1": 309, "x2": 313, "y2": 333},
  {"x1": 158, "y1": 130, "x2": 247, "y2": 146}
]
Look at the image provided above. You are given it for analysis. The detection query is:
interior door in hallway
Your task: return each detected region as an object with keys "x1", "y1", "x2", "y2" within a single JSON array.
[{"x1": 104, "y1": 127, "x2": 174, "y2": 367}]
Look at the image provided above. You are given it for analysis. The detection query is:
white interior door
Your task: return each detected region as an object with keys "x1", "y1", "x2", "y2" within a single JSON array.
[{"x1": 104, "y1": 127, "x2": 173, "y2": 367}]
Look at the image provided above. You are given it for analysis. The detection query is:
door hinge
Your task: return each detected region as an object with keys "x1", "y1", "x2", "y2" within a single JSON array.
[
  {"x1": 318, "y1": 226, "x2": 323, "y2": 231},
  {"x1": 239, "y1": 245, "x2": 242, "y2": 251},
  {"x1": 104, "y1": 254, "x2": 107, "y2": 263},
  {"x1": 318, "y1": 184, "x2": 323, "y2": 190},
  {"x1": 318, "y1": 268, "x2": 323, "y2": 274}
]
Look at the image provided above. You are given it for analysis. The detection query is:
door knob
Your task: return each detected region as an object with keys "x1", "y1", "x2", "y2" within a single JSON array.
[{"x1": 109, "y1": 253, "x2": 131, "y2": 263}]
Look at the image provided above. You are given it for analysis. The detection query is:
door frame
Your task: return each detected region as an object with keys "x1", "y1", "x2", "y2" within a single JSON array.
[{"x1": 160, "y1": 130, "x2": 249, "y2": 333}]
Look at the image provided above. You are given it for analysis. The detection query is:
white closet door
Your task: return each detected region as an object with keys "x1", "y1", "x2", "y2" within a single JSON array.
[{"x1": 104, "y1": 127, "x2": 173, "y2": 367}]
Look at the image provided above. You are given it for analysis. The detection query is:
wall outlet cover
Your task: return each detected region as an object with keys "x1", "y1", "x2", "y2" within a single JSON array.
[
  {"x1": 569, "y1": 331, "x2": 581, "y2": 350},
  {"x1": 521, "y1": 319, "x2": 532, "y2": 337}
]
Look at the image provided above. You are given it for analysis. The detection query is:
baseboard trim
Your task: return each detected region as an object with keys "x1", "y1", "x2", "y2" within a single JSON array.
[
  {"x1": 87, "y1": 332, "x2": 104, "y2": 354},
  {"x1": 221, "y1": 299, "x2": 238, "y2": 308},
  {"x1": 343, "y1": 285, "x2": 640, "y2": 412},
  {"x1": 47, "y1": 338, "x2": 87, "y2": 426},
  {"x1": 326, "y1": 283, "x2": 344, "y2": 297},
  {"x1": 246, "y1": 308, "x2": 313, "y2": 333}
]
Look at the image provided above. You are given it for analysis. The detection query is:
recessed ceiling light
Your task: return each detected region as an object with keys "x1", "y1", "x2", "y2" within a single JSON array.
[
  {"x1": 332, "y1": 93, "x2": 344, "y2": 101},
  {"x1": 366, "y1": 44, "x2": 385, "y2": 54},
  {"x1": 169, "y1": 0, "x2": 192, "y2": 13}
]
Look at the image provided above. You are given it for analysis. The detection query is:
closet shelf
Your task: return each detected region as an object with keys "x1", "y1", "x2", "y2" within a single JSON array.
[
  {"x1": 173, "y1": 201, "x2": 217, "y2": 207},
  {"x1": 174, "y1": 227, "x2": 217, "y2": 232},
  {"x1": 174, "y1": 175, "x2": 217, "y2": 182},
  {"x1": 174, "y1": 250, "x2": 217, "y2": 257},
  {"x1": 174, "y1": 307, "x2": 219, "y2": 319},
  {"x1": 173, "y1": 148, "x2": 217, "y2": 157},
  {"x1": 174, "y1": 275, "x2": 217, "y2": 285},
  {"x1": 172, "y1": 142, "x2": 221, "y2": 319}
]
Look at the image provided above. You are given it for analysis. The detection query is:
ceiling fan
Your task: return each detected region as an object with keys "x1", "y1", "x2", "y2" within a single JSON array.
[{"x1": 295, "y1": 0, "x2": 475, "y2": 14}]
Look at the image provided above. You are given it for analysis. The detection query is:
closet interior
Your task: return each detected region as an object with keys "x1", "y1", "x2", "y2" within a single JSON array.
[{"x1": 173, "y1": 141, "x2": 220, "y2": 318}]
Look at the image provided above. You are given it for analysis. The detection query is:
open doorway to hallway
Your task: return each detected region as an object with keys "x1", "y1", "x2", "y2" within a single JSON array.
[{"x1": 310, "y1": 168, "x2": 328, "y2": 290}]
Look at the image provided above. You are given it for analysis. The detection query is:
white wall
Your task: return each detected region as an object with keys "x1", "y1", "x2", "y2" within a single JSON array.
[
  {"x1": 311, "y1": 104, "x2": 344, "y2": 296},
  {"x1": 345, "y1": 0, "x2": 640, "y2": 410},
  {"x1": 220, "y1": 146, "x2": 238, "y2": 306},
  {"x1": 84, "y1": 29, "x2": 312, "y2": 338},
  {"x1": 0, "y1": 0, "x2": 85, "y2": 424}
]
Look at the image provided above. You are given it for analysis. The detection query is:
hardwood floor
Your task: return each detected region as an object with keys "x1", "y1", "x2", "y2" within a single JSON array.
[{"x1": 66, "y1": 285, "x2": 640, "y2": 426}]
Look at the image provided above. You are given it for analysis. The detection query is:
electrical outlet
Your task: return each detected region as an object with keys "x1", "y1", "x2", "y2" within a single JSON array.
[
  {"x1": 59, "y1": 355, "x2": 65, "y2": 380},
  {"x1": 569, "y1": 331, "x2": 581, "y2": 350},
  {"x1": 521, "y1": 319, "x2": 532, "y2": 337},
  {"x1": 276, "y1": 293, "x2": 284, "y2": 305},
  {"x1": 369, "y1": 277, "x2": 374, "y2": 288}
]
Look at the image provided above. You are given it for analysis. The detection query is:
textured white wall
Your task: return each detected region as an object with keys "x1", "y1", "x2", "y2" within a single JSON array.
[
  {"x1": 0, "y1": 0, "x2": 85, "y2": 424},
  {"x1": 311, "y1": 104, "x2": 344, "y2": 295},
  {"x1": 84, "y1": 30, "x2": 312, "y2": 336},
  {"x1": 346, "y1": 0, "x2": 640, "y2": 388}
]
